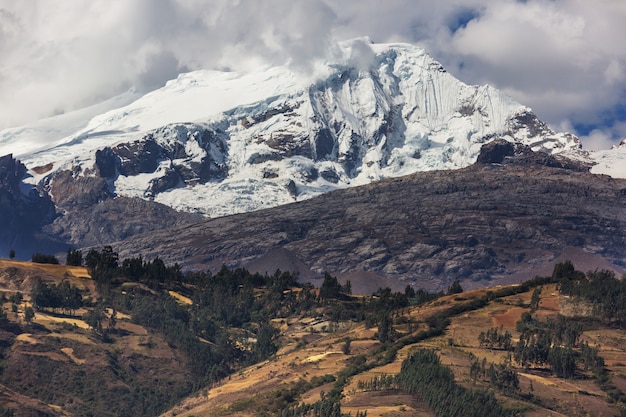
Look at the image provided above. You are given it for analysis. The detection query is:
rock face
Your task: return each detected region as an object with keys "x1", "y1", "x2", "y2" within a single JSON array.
[
  {"x1": 111, "y1": 148, "x2": 626, "y2": 291},
  {"x1": 476, "y1": 139, "x2": 590, "y2": 170},
  {"x1": 42, "y1": 196, "x2": 203, "y2": 248},
  {"x1": 0, "y1": 155, "x2": 57, "y2": 257},
  {"x1": 93, "y1": 124, "x2": 229, "y2": 196},
  {"x1": 475, "y1": 139, "x2": 516, "y2": 164}
]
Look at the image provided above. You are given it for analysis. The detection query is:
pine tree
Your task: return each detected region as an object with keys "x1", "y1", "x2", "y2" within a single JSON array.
[
  {"x1": 447, "y1": 279, "x2": 463, "y2": 295},
  {"x1": 378, "y1": 313, "x2": 392, "y2": 343},
  {"x1": 24, "y1": 306, "x2": 35, "y2": 323},
  {"x1": 530, "y1": 288, "x2": 541, "y2": 311},
  {"x1": 66, "y1": 248, "x2": 83, "y2": 266}
]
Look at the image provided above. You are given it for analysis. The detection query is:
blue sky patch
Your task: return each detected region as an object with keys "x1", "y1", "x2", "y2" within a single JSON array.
[{"x1": 447, "y1": 8, "x2": 482, "y2": 33}]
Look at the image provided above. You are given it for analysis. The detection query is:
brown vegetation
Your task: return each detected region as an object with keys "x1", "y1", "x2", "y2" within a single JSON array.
[{"x1": 2, "y1": 259, "x2": 626, "y2": 417}]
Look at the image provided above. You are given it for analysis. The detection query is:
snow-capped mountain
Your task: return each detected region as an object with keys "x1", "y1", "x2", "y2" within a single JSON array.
[
  {"x1": 591, "y1": 139, "x2": 626, "y2": 179},
  {"x1": 0, "y1": 39, "x2": 587, "y2": 219}
]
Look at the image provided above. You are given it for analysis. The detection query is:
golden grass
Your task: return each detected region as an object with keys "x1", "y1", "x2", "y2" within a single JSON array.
[
  {"x1": 303, "y1": 351, "x2": 341, "y2": 363},
  {"x1": 16, "y1": 333, "x2": 38, "y2": 344},
  {"x1": 0, "y1": 259, "x2": 90, "y2": 279},
  {"x1": 168, "y1": 290, "x2": 192, "y2": 305},
  {"x1": 34, "y1": 311, "x2": 90, "y2": 329}
]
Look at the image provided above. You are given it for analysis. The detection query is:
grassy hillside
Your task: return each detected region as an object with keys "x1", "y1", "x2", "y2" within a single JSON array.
[
  {"x1": 0, "y1": 259, "x2": 194, "y2": 416},
  {"x1": 162, "y1": 267, "x2": 626, "y2": 417},
  {"x1": 1, "y1": 255, "x2": 626, "y2": 417}
]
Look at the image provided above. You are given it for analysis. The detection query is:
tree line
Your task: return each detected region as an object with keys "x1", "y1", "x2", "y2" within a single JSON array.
[
  {"x1": 30, "y1": 278, "x2": 83, "y2": 316},
  {"x1": 396, "y1": 349, "x2": 511, "y2": 417},
  {"x1": 557, "y1": 260, "x2": 626, "y2": 326}
]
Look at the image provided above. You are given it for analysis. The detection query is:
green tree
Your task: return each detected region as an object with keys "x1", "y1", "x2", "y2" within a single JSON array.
[
  {"x1": 378, "y1": 313, "x2": 392, "y2": 343},
  {"x1": 548, "y1": 346, "x2": 576, "y2": 378},
  {"x1": 84, "y1": 304, "x2": 105, "y2": 335},
  {"x1": 108, "y1": 308, "x2": 117, "y2": 331},
  {"x1": 66, "y1": 248, "x2": 83, "y2": 266},
  {"x1": 30, "y1": 278, "x2": 57, "y2": 312},
  {"x1": 255, "y1": 322, "x2": 278, "y2": 360},
  {"x1": 57, "y1": 280, "x2": 83, "y2": 315},
  {"x1": 404, "y1": 284, "x2": 416, "y2": 299},
  {"x1": 85, "y1": 246, "x2": 118, "y2": 271},
  {"x1": 552, "y1": 260, "x2": 575, "y2": 280},
  {"x1": 85, "y1": 246, "x2": 119, "y2": 287},
  {"x1": 478, "y1": 327, "x2": 513, "y2": 350},
  {"x1": 9, "y1": 292, "x2": 22, "y2": 305},
  {"x1": 530, "y1": 288, "x2": 541, "y2": 311},
  {"x1": 343, "y1": 279, "x2": 352, "y2": 295},
  {"x1": 31, "y1": 253, "x2": 59, "y2": 264},
  {"x1": 319, "y1": 272, "x2": 343, "y2": 300},
  {"x1": 342, "y1": 338, "x2": 351, "y2": 355},
  {"x1": 24, "y1": 306, "x2": 35, "y2": 323},
  {"x1": 8, "y1": 249, "x2": 15, "y2": 260}
]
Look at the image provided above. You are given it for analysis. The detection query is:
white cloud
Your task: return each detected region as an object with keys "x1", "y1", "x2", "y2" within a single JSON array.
[
  {"x1": 0, "y1": 0, "x2": 336, "y2": 127},
  {"x1": 566, "y1": 118, "x2": 626, "y2": 151},
  {"x1": 604, "y1": 60, "x2": 625, "y2": 86},
  {"x1": 438, "y1": 0, "x2": 626, "y2": 141},
  {"x1": 1, "y1": 0, "x2": 625, "y2": 148},
  {"x1": 580, "y1": 128, "x2": 620, "y2": 151}
]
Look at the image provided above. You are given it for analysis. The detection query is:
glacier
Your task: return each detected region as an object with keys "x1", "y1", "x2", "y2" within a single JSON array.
[{"x1": 0, "y1": 39, "x2": 600, "y2": 219}]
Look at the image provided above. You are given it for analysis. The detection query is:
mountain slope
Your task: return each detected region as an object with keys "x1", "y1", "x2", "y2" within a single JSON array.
[
  {"x1": 110, "y1": 142, "x2": 626, "y2": 292},
  {"x1": 161, "y1": 278, "x2": 626, "y2": 417}
]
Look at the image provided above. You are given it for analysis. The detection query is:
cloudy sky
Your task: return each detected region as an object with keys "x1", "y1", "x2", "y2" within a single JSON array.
[{"x1": 1, "y1": 0, "x2": 625, "y2": 150}]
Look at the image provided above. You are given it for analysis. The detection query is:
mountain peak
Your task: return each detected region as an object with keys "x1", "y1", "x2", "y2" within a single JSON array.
[{"x1": 0, "y1": 41, "x2": 591, "y2": 221}]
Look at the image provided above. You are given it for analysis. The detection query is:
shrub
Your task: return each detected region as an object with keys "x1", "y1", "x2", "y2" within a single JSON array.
[{"x1": 31, "y1": 253, "x2": 59, "y2": 264}]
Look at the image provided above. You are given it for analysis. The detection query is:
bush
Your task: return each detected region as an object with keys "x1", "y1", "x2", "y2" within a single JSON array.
[
  {"x1": 66, "y1": 248, "x2": 83, "y2": 266},
  {"x1": 31, "y1": 253, "x2": 59, "y2": 264}
]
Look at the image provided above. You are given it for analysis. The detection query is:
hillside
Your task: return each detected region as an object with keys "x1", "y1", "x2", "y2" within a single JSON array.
[
  {"x1": 161, "y1": 270, "x2": 626, "y2": 417},
  {"x1": 0, "y1": 259, "x2": 194, "y2": 416},
  {"x1": 2, "y1": 256, "x2": 626, "y2": 416}
]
